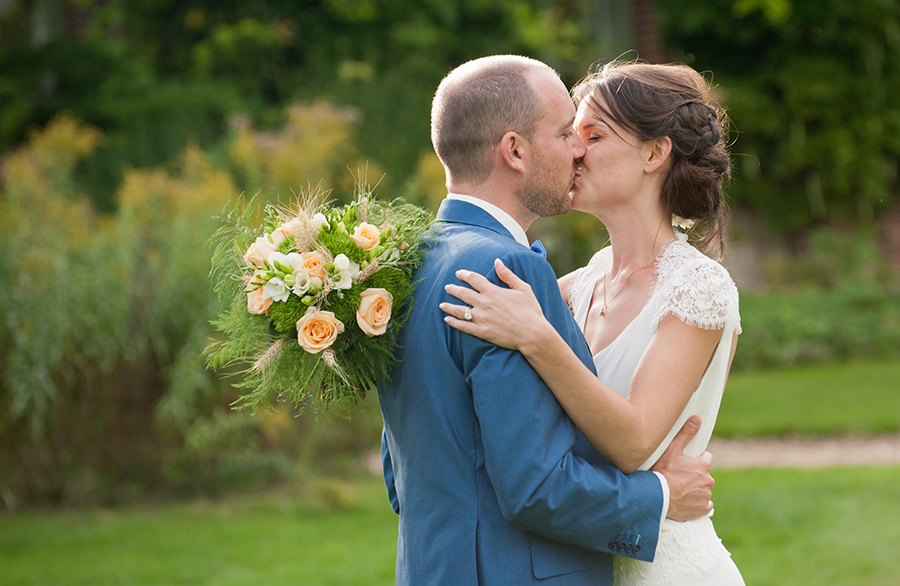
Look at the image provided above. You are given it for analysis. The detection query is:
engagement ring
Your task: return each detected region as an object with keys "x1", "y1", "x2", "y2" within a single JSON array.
[{"x1": 463, "y1": 306, "x2": 473, "y2": 321}]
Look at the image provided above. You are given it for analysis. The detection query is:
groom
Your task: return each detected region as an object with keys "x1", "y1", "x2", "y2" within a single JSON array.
[{"x1": 376, "y1": 55, "x2": 714, "y2": 585}]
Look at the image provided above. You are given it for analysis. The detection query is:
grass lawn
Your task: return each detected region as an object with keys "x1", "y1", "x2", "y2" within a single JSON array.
[
  {"x1": 4, "y1": 360, "x2": 900, "y2": 585},
  {"x1": 0, "y1": 477, "x2": 399, "y2": 586},
  {"x1": 716, "y1": 360, "x2": 900, "y2": 437},
  {"x1": 715, "y1": 466, "x2": 900, "y2": 586},
  {"x1": 3, "y1": 467, "x2": 900, "y2": 586}
]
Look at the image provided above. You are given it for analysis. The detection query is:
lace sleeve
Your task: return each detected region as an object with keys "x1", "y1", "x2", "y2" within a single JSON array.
[{"x1": 649, "y1": 238, "x2": 741, "y2": 334}]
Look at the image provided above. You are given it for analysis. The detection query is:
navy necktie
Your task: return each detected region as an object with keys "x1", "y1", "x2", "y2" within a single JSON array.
[{"x1": 530, "y1": 239, "x2": 547, "y2": 259}]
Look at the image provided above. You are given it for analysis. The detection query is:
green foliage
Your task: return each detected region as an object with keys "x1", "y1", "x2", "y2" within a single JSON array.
[
  {"x1": 658, "y1": 0, "x2": 900, "y2": 230},
  {"x1": 736, "y1": 284, "x2": 900, "y2": 370},
  {"x1": 0, "y1": 0, "x2": 605, "y2": 207},
  {"x1": 732, "y1": 228, "x2": 900, "y2": 371},
  {"x1": 0, "y1": 102, "x2": 394, "y2": 508}
]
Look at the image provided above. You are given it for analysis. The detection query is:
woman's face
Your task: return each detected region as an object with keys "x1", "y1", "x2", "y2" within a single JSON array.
[{"x1": 570, "y1": 94, "x2": 650, "y2": 216}]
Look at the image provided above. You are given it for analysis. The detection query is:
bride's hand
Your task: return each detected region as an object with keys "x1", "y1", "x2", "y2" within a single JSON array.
[{"x1": 440, "y1": 258, "x2": 549, "y2": 350}]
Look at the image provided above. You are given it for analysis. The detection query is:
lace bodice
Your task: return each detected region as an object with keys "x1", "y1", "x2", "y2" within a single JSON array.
[
  {"x1": 566, "y1": 233, "x2": 745, "y2": 585},
  {"x1": 568, "y1": 233, "x2": 741, "y2": 336}
]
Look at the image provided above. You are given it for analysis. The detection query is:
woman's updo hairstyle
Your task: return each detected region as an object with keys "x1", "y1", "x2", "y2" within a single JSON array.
[{"x1": 572, "y1": 60, "x2": 732, "y2": 260}]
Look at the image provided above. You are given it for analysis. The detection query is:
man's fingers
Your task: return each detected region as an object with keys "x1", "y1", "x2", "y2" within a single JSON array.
[{"x1": 668, "y1": 415, "x2": 701, "y2": 451}]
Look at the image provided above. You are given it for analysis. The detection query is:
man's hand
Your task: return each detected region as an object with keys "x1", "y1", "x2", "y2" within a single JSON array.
[{"x1": 651, "y1": 415, "x2": 715, "y2": 522}]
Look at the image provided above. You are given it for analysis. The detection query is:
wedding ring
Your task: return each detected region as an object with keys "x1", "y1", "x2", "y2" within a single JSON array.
[{"x1": 463, "y1": 306, "x2": 473, "y2": 321}]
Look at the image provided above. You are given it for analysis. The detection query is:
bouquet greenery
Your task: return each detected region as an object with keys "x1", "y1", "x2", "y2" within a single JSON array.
[{"x1": 205, "y1": 185, "x2": 433, "y2": 413}]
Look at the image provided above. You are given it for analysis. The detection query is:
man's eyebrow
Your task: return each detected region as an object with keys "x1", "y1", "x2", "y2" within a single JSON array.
[{"x1": 559, "y1": 117, "x2": 576, "y2": 133}]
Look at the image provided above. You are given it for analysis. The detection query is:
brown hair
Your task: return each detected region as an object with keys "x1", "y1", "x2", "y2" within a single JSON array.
[
  {"x1": 572, "y1": 61, "x2": 732, "y2": 260},
  {"x1": 431, "y1": 55, "x2": 553, "y2": 186}
]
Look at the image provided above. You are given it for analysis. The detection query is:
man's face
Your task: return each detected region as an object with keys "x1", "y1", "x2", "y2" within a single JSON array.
[{"x1": 515, "y1": 70, "x2": 586, "y2": 218}]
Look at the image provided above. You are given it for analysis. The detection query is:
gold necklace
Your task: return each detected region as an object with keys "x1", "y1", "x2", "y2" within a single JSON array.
[
  {"x1": 599, "y1": 258, "x2": 655, "y2": 317},
  {"x1": 598, "y1": 219, "x2": 670, "y2": 317}
]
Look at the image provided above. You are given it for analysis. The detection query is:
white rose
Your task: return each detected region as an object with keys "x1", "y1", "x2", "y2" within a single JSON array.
[
  {"x1": 263, "y1": 277, "x2": 291, "y2": 303},
  {"x1": 334, "y1": 253, "x2": 351, "y2": 271}
]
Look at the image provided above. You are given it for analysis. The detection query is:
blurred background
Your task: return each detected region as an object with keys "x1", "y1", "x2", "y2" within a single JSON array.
[{"x1": 1, "y1": 0, "x2": 898, "y2": 517}]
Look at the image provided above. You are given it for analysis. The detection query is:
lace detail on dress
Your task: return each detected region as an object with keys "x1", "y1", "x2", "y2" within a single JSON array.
[
  {"x1": 646, "y1": 233, "x2": 741, "y2": 335},
  {"x1": 614, "y1": 516, "x2": 732, "y2": 586}
]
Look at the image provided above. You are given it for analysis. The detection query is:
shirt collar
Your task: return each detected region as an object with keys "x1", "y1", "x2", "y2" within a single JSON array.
[{"x1": 444, "y1": 193, "x2": 529, "y2": 247}]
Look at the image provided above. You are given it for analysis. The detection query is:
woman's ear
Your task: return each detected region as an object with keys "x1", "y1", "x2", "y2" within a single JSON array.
[
  {"x1": 499, "y1": 131, "x2": 528, "y2": 174},
  {"x1": 644, "y1": 136, "x2": 672, "y2": 174}
]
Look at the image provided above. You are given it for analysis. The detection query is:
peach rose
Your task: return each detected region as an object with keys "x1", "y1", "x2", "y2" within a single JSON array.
[
  {"x1": 296, "y1": 310, "x2": 344, "y2": 353},
  {"x1": 351, "y1": 222, "x2": 381, "y2": 251},
  {"x1": 243, "y1": 235, "x2": 278, "y2": 268},
  {"x1": 301, "y1": 251, "x2": 327, "y2": 281},
  {"x1": 247, "y1": 286, "x2": 273, "y2": 315},
  {"x1": 356, "y1": 288, "x2": 393, "y2": 336},
  {"x1": 270, "y1": 226, "x2": 288, "y2": 245}
]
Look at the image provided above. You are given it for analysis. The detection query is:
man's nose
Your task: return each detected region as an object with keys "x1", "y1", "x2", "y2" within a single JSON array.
[{"x1": 571, "y1": 132, "x2": 586, "y2": 159}]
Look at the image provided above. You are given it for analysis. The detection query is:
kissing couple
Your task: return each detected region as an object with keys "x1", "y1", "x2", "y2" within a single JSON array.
[{"x1": 376, "y1": 54, "x2": 745, "y2": 586}]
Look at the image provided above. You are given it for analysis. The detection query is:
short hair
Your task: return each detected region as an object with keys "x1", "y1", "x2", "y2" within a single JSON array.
[{"x1": 431, "y1": 55, "x2": 554, "y2": 186}]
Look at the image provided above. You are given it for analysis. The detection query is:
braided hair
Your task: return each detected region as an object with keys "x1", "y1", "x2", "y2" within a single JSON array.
[{"x1": 572, "y1": 61, "x2": 732, "y2": 260}]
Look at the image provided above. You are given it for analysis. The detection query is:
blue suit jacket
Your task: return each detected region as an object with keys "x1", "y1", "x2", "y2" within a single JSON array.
[{"x1": 377, "y1": 199, "x2": 664, "y2": 585}]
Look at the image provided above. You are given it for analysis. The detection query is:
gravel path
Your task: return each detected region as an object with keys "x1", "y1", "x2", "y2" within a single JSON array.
[
  {"x1": 708, "y1": 434, "x2": 900, "y2": 468},
  {"x1": 364, "y1": 435, "x2": 900, "y2": 475}
]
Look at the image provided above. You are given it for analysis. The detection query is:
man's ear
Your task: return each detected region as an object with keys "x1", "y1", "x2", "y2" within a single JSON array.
[
  {"x1": 499, "y1": 131, "x2": 528, "y2": 175},
  {"x1": 645, "y1": 136, "x2": 672, "y2": 174}
]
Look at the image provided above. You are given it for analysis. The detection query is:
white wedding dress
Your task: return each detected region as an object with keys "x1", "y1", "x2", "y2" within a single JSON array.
[{"x1": 567, "y1": 233, "x2": 745, "y2": 586}]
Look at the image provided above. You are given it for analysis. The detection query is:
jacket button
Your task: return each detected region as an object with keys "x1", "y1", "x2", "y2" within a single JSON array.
[
  {"x1": 625, "y1": 544, "x2": 634, "y2": 554},
  {"x1": 608, "y1": 540, "x2": 618, "y2": 551},
  {"x1": 617, "y1": 542, "x2": 625, "y2": 552},
  {"x1": 634, "y1": 544, "x2": 641, "y2": 554}
]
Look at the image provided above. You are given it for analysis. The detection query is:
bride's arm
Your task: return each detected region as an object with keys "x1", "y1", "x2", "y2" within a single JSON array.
[{"x1": 442, "y1": 259, "x2": 722, "y2": 473}]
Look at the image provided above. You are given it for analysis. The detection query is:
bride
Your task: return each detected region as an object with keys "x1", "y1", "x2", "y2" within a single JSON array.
[{"x1": 441, "y1": 60, "x2": 746, "y2": 585}]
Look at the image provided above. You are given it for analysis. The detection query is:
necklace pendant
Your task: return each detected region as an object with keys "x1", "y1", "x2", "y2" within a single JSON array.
[{"x1": 599, "y1": 305, "x2": 607, "y2": 317}]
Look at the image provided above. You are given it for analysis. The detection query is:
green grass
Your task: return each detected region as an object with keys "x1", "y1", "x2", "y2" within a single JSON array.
[
  {"x1": 0, "y1": 477, "x2": 399, "y2": 586},
  {"x1": 716, "y1": 360, "x2": 900, "y2": 437},
  {"x1": 4, "y1": 361, "x2": 900, "y2": 585},
  {"x1": 3, "y1": 468, "x2": 900, "y2": 586},
  {"x1": 715, "y1": 466, "x2": 900, "y2": 586}
]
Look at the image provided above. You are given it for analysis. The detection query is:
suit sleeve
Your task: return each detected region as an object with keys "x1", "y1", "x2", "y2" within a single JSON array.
[
  {"x1": 461, "y1": 250, "x2": 664, "y2": 561},
  {"x1": 381, "y1": 427, "x2": 400, "y2": 514}
]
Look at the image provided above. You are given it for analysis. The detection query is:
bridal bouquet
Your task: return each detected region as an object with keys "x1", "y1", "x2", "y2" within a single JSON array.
[{"x1": 205, "y1": 185, "x2": 433, "y2": 413}]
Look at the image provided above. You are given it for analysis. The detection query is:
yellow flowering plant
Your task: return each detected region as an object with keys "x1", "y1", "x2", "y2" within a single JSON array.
[{"x1": 205, "y1": 184, "x2": 433, "y2": 412}]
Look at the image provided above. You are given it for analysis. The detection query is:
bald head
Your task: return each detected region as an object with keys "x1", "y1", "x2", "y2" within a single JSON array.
[{"x1": 431, "y1": 55, "x2": 556, "y2": 187}]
